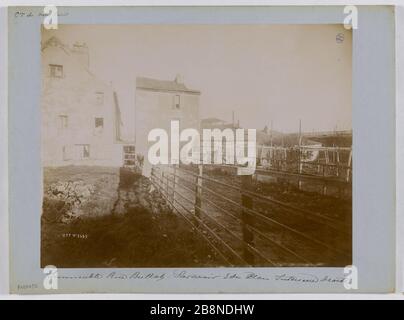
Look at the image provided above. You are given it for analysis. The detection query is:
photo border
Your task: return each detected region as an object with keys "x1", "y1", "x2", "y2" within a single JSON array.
[{"x1": 8, "y1": 5, "x2": 395, "y2": 293}]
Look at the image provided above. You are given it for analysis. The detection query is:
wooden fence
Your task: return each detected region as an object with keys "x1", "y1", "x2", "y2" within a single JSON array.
[
  {"x1": 257, "y1": 145, "x2": 352, "y2": 182},
  {"x1": 150, "y1": 164, "x2": 351, "y2": 267}
]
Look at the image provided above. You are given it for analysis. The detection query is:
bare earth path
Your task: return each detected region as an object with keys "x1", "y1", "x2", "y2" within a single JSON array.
[{"x1": 41, "y1": 167, "x2": 222, "y2": 268}]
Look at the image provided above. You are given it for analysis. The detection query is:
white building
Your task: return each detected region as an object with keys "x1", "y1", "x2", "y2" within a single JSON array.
[
  {"x1": 135, "y1": 75, "x2": 201, "y2": 175},
  {"x1": 41, "y1": 37, "x2": 126, "y2": 167}
]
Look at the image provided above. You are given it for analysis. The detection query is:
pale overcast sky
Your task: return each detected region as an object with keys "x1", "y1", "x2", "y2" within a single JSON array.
[{"x1": 43, "y1": 25, "x2": 352, "y2": 140}]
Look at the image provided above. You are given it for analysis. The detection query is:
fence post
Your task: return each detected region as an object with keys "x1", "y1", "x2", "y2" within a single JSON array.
[
  {"x1": 171, "y1": 165, "x2": 178, "y2": 208},
  {"x1": 165, "y1": 169, "x2": 168, "y2": 193},
  {"x1": 158, "y1": 168, "x2": 162, "y2": 191},
  {"x1": 336, "y1": 150, "x2": 340, "y2": 177},
  {"x1": 241, "y1": 175, "x2": 255, "y2": 265},
  {"x1": 322, "y1": 183, "x2": 328, "y2": 196},
  {"x1": 151, "y1": 167, "x2": 154, "y2": 188},
  {"x1": 194, "y1": 165, "x2": 203, "y2": 221},
  {"x1": 160, "y1": 170, "x2": 164, "y2": 193},
  {"x1": 165, "y1": 168, "x2": 170, "y2": 207},
  {"x1": 347, "y1": 150, "x2": 352, "y2": 182},
  {"x1": 298, "y1": 147, "x2": 303, "y2": 174},
  {"x1": 260, "y1": 145, "x2": 264, "y2": 167}
]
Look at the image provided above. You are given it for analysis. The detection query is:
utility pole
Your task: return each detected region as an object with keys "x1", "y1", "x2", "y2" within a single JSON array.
[
  {"x1": 299, "y1": 119, "x2": 302, "y2": 147},
  {"x1": 270, "y1": 120, "x2": 273, "y2": 147},
  {"x1": 298, "y1": 119, "x2": 302, "y2": 177}
]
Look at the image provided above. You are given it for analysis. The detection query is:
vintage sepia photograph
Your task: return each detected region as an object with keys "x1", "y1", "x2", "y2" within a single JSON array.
[{"x1": 40, "y1": 24, "x2": 352, "y2": 268}]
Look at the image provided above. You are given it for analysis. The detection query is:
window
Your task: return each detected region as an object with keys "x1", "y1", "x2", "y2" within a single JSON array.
[
  {"x1": 83, "y1": 145, "x2": 90, "y2": 158},
  {"x1": 49, "y1": 64, "x2": 63, "y2": 78},
  {"x1": 76, "y1": 144, "x2": 90, "y2": 159},
  {"x1": 95, "y1": 92, "x2": 104, "y2": 105},
  {"x1": 95, "y1": 117, "x2": 104, "y2": 128},
  {"x1": 173, "y1": 95, "x2": 180, "y2": 109},
  {"x1": 94, "y1": 117, "x2": 104, "y2": 136},
  {"x1": 123, "y1": 145, "x2": 136, "y2": 166},
  {"x1": 123, "y1": 145, "x2": 135, "y2": 153},
  {"x1": 59, "y1": 115, "x2": 68, "y2": 129},
  {"x1": 62, "y1": 145, "x2": 70, "y2": 160}
]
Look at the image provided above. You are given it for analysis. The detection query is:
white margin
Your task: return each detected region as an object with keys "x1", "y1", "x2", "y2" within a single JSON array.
[
  {"x1": 0, "y1": 0, "x2": 403, "y2": 300},
  {"x1": 396, "y1": 4, "x2": 404, "y2": 294},
  {"x1": 0, "y1": 6, "x2": 9, "y2": 296}
]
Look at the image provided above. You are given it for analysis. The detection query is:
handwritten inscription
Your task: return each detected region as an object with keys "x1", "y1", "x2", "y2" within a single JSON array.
[
  {"x1": 275, "y1": 273, "x2": 345, "y2": 284},
  {"x1": 55, "y1": 270, "x2": 345, "y2": 286},
  {"x1": 14, "y1": 10, "x2": 69, "y2": 18}
]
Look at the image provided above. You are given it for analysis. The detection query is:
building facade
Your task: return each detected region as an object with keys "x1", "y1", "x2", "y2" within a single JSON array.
[
  {"x1": 135, "y1": 75, "x2": 201, "y2": 175},
  {"x1": 41, "y1": 37, "x2": 124, "y2": 167}
]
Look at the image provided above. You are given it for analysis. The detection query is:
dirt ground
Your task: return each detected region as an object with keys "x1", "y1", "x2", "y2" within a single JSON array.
[
  {"x1": 41, "y1": 165, "x2": 351, "y2": 268},
  {"x1": 166, "y1": 165, "x2": 352, "y2": 267},
  {"x1": 41, "y1": 166, "x2": 223, "y2": 268}
]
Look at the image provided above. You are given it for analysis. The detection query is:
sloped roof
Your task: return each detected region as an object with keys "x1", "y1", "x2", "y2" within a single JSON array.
[
  {"x1": 41, "y1": 36, "x2": 71, "y2": 54},
  {"x1": 201, "y1": 117, "x2": 226, "y2": 124},
  {"x1": 42, "y1": 36, "x2": 115, "y2": 89},
  {"x1": 42, "y1": 36, "x2": 123, "y2": 127},
  {"x1": 136, "y1": 77, "x2": 200, "y2": 94}
]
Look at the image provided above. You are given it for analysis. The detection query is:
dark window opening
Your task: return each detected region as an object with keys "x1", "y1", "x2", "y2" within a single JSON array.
[
  {"x1": 123, "y1": 145, "x2": 135, "y2": 153},
  {"x1": 174, "y1": 95, "x2": 180, "y2": 109},
  {"x1": 95, "y1": 117, "x2": 104, "y2": 128},
  {"x1": 49, "y1": 64, "x2": 63, "y2": 78},
  {"x1": 81, "y1": 145, "x2": 90, "y2": 158}
]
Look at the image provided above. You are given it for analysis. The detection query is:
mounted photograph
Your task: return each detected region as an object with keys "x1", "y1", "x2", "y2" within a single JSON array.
[{"x1": 40, "y1": 24, "x2": 352, "y2": 269}]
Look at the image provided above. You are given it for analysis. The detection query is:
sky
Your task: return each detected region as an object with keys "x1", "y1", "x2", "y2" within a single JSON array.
[{"x1": 43, "y1": 24, "x2": 352, "y2": 140}]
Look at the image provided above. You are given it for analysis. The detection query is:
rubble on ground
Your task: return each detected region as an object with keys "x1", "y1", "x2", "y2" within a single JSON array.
[
  {"x1": 44, "y1": 180, "x2": 96, "y2": 222},
  {"x1": 113, "y1": 172, "x2": 172, "y2": 215}
]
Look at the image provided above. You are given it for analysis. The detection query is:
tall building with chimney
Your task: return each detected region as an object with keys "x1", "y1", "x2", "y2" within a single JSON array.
[{"x1": 41, "y1": 36, "x2": 125, "y2": 167}]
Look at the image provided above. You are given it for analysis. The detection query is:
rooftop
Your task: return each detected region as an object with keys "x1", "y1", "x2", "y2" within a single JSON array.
[
  {"x1": 201, "y1": 117, "x2": 227, "y2": 124},
  {"x1": 136, "y1": 76, "x2": 201, "y2": 94}
]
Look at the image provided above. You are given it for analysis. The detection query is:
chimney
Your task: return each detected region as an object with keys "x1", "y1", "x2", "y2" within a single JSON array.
[
  {"x1": 72, "y1": 42, "x2": 89, "y2": 68},
  {"x1": 175, "y1": 74, "x2": 184, "y2": 84}
]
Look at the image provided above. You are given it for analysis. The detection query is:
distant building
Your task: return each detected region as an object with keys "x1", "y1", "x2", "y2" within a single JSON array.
[
  {"x1": 135, "y1": 75, "x2": 201, "y2": 174},
  {"x1": 41, "y1": 37, "x2": 125, "y2": 167},
  {"x1": 200, "y1": 117, "x2": 239, "y2": 130}
]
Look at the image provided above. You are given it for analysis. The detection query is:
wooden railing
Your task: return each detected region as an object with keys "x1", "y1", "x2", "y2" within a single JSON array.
[{"x1": 150, "y1": 164, "x2": 351, "y2": 267}]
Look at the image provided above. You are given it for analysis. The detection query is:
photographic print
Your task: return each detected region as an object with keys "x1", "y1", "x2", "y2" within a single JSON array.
[{"x1": 40, "y1": 24, "x2": 352, "y2": 269}]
